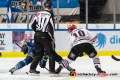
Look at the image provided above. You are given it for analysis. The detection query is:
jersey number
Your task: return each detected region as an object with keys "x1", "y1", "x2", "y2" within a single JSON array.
[
  {"x1": 73, "y1": 30, "x2": 85, "y2": 38},
  {"x1": 37, "y1": 17, "x2": 47, "y2": 29}
]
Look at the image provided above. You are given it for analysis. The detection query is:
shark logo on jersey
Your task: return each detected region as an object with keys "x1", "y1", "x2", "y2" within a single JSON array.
[{"x1": 96, "y1": 33, "x2": 107, "y2": 49}]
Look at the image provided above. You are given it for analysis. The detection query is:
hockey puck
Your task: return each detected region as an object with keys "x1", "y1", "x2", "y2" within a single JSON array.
[{"x1": 26, "y1": 72, "x2": 29, "y2": 75}]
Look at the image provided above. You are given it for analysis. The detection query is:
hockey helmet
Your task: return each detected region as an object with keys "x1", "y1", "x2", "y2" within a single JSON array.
[
  {"x1": 67, "y1": 24, "x2": 76, "y2": 33},
  {"x1": 44, "y1": 1, "x2": 52, "y2": 8}
]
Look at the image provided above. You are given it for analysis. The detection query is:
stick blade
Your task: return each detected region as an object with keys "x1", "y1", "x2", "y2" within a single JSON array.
[{"x1": 111, "y1": 55, "x2": 120, "y2": 61}]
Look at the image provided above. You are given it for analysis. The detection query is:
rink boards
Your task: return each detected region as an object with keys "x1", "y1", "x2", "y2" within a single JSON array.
[
  {"x1": 0, "y1": 28, "x2": 120, "y2": 57},
  {"x1": 0, "y1": 51, "x2": 120, "y2": 58}
]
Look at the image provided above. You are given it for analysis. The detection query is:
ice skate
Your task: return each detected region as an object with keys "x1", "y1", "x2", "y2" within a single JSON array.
[
  {"x1": 95, "y1": 65, "x2": 106, "y2": 77},
  {"x1": 67, "y1": 66, "x2": 75, "y2": 72},
  {"x1": 49, "y1": 71, "x2": 58, "y2": 77},
  {"x1": 95, "y1": 65, "x2": 106, "y2": 73},
  {"x1": 8, "y1": 67, "x2": 15, "y2": 75},
  {"x1": 29, "y1": 69, "x2": 40, "y2": 76}
]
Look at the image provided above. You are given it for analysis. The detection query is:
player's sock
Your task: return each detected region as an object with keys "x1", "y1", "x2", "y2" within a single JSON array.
[
  {"x1": 10, "y1": 58, "x2": 32, "y2": 74},
  {"x1": 56, "y1": 58, "x2": 74, "y2": 74},
  {"x1": 55, "y1": 53, "x2": 63, "y2": 64},
  {"x1": 92, "y1": 55, "x2": 106, "y2": 73},
  {"x1": 56, "y1": 65, "x2": 75, "y2": 74},
  {"x1": 66, "y1": 57, "x2": 73, "y2": 64},
  {"x1": 92, "y1": 55, "x2": 101, "y2": 68},
  {"x1": 8, "y1": 61, "x2": 26, "y2": 74},
  {"x1": 14, "y1": 60, "x2": 26, "y2": 70}
]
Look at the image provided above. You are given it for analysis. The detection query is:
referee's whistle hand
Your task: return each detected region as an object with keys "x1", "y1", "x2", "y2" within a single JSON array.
[{"x1": 53, "y1": 38, "x2": 55, "y2": 43}]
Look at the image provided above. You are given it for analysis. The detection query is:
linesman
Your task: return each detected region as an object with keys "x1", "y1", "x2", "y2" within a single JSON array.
[{"x1": 29, "y1": 1, "x2": 57, "y2": 76}]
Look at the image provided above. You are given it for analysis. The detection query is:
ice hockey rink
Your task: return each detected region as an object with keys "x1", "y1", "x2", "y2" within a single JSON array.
[{"x1": 0, "y1": 56, "x2": 120, "y2": 80}]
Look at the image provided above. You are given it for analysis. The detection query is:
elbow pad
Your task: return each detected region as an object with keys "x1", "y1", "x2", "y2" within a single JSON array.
[{"x1": 91, "y1": 36, "x2": 97, "y2": 44}]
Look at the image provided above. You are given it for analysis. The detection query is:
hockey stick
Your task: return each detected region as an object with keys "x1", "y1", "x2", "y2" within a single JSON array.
[
  {"x1": 111, "y1": 55, "x2": 120, "y2": 61},
  {"x1": 14, "y1": 42, "x2": 49, "y2": 71},
  {"x1": 14, "y1": 42, "x2": 34, "y2": 58}
]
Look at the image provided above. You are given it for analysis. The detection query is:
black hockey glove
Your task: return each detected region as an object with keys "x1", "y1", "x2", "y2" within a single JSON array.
[
  {"x1": 39, "y1": 57, "x2": 47, "y2": 68},
  {"x1": 21, "y1": 44, "x2": 28, "y2": 55}
]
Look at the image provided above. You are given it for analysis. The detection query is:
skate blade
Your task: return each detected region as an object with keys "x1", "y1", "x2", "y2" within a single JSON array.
[
  {"x1": 28, "y1": 73, "x2": 40, "y2": 76},
  {"x1": 49, "y1": 74, "x2": 58, "y2": 77},
  {"x1": 100, "y1": 75, "x2": 107, "y2": 77},
  {"x1": 7, "y1": 72, "x2": 13, "y2": 75}
]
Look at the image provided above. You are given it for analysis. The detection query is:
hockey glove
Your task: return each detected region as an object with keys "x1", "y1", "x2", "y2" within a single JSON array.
[
  {"x1": 21, "y1": 44, "x2": 28, "y2": 55},
  {"x1": 39, "y1": 57, "x2": 47, "y2": 68}
]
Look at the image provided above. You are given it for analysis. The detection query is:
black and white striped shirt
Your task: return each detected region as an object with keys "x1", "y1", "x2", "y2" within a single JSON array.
[{"x1": 31, "y1": 10, "x2": 55, "y2": 39}]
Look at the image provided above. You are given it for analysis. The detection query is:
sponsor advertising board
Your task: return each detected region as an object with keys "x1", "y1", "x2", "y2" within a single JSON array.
[
  {"x1": 0, "y1": 30, "x2": 120, "y2": 52},
  {"x1": 0, "y1": 31, "x2": 12, "y2": 52},
  {"x1": 12, "y1": 31, "x2": 34, "y2": 52}
]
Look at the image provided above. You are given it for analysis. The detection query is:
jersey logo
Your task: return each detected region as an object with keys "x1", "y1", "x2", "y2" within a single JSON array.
[
  {"x1": 36, "y1": 13, "x2": 40, "y2": 17},
  {"x1": 96, "y1": 33, "x2": 107, "y2": 49}
]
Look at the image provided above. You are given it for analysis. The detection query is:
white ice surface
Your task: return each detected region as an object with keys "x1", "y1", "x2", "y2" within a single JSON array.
[{"x1": 0, "y1": 56, "x2": 120, "y2": 80}]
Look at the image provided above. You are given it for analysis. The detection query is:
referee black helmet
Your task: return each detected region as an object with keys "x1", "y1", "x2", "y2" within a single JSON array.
[{"x1": 44, "y1": 1, "x2": 52, "y2": 8}]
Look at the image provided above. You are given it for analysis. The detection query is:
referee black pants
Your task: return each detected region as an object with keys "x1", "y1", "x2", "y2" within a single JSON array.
[{"x1": 30, "y1": 32, "x2": 56, "y2": 72}]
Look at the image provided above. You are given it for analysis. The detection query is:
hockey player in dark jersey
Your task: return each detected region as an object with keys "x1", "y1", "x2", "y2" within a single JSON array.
[{"x1": 9, "y1": 39, "x2": 75, "y2": 74}]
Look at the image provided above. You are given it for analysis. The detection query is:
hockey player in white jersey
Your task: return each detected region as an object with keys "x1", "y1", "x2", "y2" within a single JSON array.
[{"x1": 55, "y1": 24, "x2": 106, "y2": 74}]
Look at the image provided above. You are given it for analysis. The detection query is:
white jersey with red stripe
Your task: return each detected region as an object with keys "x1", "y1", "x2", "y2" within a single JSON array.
[{"x1": 68, "y1": 28, "x2": 96, "y2": 49}]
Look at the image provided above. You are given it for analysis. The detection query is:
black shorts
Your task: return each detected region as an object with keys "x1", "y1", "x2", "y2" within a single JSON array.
[{"x1": 68, "y1": 43, "x2": 97, "y2": 60}]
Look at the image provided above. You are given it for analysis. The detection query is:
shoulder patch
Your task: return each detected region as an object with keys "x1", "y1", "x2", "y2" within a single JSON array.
[{"x1": 36, "y1": 13, "x2": 40, "y2": 17}]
